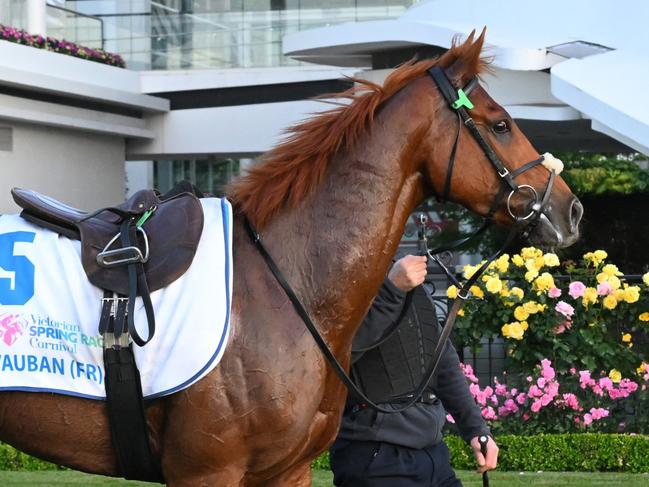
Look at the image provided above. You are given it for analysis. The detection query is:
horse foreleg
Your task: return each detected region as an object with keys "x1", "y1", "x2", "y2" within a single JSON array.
[{"x1": 262, "y1": 461, "x2": 312, "y2": 487}]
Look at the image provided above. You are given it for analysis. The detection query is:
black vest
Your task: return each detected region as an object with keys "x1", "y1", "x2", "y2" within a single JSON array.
[{"x1": 351, "y1": 284, "x2": 441, "y2": 404}]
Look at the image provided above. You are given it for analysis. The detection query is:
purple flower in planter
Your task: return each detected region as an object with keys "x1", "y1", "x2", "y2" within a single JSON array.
[{"x1": 0, "y1": 24, "x2": 125, "y2": 68}]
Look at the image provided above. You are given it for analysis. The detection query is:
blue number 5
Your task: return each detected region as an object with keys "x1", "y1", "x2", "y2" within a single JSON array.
[{"x1": 0, "y1": 231, "x2": 36, "y2": 305}]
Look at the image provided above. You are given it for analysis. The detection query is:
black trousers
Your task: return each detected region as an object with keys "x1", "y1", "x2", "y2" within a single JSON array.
[{"x1": 330, "y1": 440, "x2": 462, "y2": 487}]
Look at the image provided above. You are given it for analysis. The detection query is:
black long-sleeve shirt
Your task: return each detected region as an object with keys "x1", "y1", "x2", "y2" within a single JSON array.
[{"x1": 335, "y1": 278, "x2": 490, "y2": 449}]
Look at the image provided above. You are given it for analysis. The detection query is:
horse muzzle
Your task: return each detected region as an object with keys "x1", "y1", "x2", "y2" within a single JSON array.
[{"x1": 528, "y1": 195, "x2": 583, "y2": 248}]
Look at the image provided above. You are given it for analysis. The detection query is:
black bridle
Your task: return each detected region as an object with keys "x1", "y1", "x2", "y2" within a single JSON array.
[{"x1": 245, "y1": 66, "x2": 560, "y2": 414}]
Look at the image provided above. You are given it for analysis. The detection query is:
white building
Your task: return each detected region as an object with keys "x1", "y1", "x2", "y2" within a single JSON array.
[{"x1": 0, "y1": 0, "x2": 645, "y2": 213}]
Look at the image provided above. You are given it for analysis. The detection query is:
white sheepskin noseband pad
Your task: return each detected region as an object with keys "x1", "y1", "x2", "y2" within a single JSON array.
[{"x1": 541, "y1": 152, "x2": 564, "y2": 175}]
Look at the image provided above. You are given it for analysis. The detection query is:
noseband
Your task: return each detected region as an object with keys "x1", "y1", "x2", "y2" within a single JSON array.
[{"x1": 245, "y1": 66, "x2": 562, "y2": 414}]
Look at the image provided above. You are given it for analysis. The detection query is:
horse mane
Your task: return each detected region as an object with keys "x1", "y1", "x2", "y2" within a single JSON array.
[{"x1": 227, "y1": 30, "x2": 489, "y2": 228}]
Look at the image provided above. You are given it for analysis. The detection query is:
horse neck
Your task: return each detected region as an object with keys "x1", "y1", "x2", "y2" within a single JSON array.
[{"x1": 262, "y1": 94, "x2": 431, "y2": 351}]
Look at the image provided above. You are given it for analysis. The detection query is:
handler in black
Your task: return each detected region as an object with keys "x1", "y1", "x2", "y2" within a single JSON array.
[{"x1": 330, "y1": 254, "x2": 499, "y2": 486}]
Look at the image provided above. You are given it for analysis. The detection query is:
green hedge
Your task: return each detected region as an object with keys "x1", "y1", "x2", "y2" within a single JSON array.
[
  {"x1": 3, "y1": 434, "x2": 649, "y2": 473},
  {"x1": 313, "y1": 434, "x2": 649, "y2": 473},
  {"x1": 0, "y1": 443, "x2": 63, "y2": 471}
]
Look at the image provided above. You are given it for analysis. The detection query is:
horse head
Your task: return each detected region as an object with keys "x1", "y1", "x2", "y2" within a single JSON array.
[{"x1": 411, "y1": 30, "x2": 582, "y2": 248}]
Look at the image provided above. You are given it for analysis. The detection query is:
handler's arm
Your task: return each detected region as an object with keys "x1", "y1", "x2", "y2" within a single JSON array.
[{"x1": 433, "y1": 338, "x2": 498, "y2": 471}]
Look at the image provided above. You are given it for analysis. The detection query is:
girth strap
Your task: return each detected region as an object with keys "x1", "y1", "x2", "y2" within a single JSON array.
[{"x1": 103, "y1": 344, "x2": 163, "y2": 483}]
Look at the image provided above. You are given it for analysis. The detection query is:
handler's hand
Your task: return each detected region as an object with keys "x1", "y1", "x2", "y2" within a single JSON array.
[
  {"x1": 387, "y1": 255, "x2": 427, "y2": 292},
  {"x1": 470, "y1": 435, "x2": 498, "y2": 474}
]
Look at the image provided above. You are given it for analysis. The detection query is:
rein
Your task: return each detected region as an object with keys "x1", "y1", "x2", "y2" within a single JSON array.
[{"x1": 245, "y1": 66, "x2": 558, "y2": 413}]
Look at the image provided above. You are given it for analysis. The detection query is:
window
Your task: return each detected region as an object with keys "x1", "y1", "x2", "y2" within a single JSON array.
[{"x1": 154, "y1": 157, "x2": 242, "y2": 196}]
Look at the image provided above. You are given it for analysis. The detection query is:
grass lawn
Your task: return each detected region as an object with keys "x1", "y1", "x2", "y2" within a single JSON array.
[
  {"x1": 1, "y1": 470, "x2": 648, "y2": 486},
  {"x1": 312, "y1": 470, "x2": 649, "y2": 486}
]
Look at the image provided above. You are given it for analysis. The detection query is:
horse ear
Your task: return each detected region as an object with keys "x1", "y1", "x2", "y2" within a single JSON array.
[{"x1": 446, "y1": 27, "x2": 487, "y2": 87}]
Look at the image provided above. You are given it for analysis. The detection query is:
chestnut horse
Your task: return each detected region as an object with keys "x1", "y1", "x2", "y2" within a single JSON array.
[{"x1": 0, "y1": 32, "x2": 582, "y2": 486}]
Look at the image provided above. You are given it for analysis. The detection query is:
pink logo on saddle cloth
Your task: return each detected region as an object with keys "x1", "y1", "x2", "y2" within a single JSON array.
[{"x1": 0, "y1": 313, "x2": 26, "y2": 346}]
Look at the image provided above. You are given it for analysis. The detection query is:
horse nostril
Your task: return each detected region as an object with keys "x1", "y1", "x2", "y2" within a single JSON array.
[{"x1": 570, "y1": 197, "x2": 583, "y2": 232}]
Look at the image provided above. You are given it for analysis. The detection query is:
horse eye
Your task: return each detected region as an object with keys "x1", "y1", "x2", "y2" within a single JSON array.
[{"x1": 493, "y1": 120, "x2": 510, "y2": 134}]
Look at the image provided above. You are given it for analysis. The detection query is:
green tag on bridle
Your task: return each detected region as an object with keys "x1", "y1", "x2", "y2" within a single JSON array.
[{"x1": 452, "y1": 88, "x2": 474, "y2": 110}]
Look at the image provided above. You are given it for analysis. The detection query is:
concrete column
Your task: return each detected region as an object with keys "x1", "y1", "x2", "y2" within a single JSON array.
[
  {"x1": 26, "y1": 0, "x2": 47, "y2": 36},
  {"x1": 125, "y1": 160, "x2": 154, "y2": 197}
]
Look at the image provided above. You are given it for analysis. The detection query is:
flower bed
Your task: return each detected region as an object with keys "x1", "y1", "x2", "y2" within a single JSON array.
[
  {"x1": 0, "y1": 25, "x2": 125, "y2": 68},
  {"x1": 449, "y1": 248, "x2": 648, "y2": 378},
  {"x1": 448, "y1": 360, "x2": 649, "y2": 435},
  {"x1": 445, "y1": 247, "x2": 649, "y2": 434}
]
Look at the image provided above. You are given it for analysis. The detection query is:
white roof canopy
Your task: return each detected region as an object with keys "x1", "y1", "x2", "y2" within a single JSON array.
[{"x1": 284, "y1": 0, "x2": 649, "y2": 155}]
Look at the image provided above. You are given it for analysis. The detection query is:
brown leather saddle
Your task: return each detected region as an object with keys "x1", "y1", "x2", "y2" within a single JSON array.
[{"x1": 11, "y1": 185, "x2": 205, "y2": 345}]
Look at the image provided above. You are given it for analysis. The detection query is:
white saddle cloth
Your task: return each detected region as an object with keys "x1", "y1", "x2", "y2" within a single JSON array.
[{"x1": 0, "y1": 197, "x2": 232, "y2": 399}]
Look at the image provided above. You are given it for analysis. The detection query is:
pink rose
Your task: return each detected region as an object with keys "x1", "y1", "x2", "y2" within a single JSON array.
[
  {"x1": 555, "y1": 301, "x2": 575, "y2": 318},
  {"x1": 568, "y1": 281, "x2": 586, "y2": 298},
  {"x1": 553, "y1": 320, "x2": 572, "y2": 334},
  {"x1": 590, "y1": 407, "x2": 609, "y2": 420},
  {"x1": 597, "y1": 281, "x2": 613, "y2": 296},
  {"x1": 548, "y1": 287, "x2": 562, "y2": 298}
]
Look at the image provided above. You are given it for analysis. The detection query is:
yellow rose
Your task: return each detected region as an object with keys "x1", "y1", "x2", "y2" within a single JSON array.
[
  {"x1": 643, "y1": 272, "x2": 649, "y2": 286},
  {"x1": 534, "y1": 273, "x2": 555, "y2": 293},
  {"x1": 521, "y1": 247, "x2": 538, "y2": 260},
  {"x1": 510, "y1": 287, "x2": 524, "y2": 300},
  {"x1": 520, "y1": 320, "x2": 529, "y2": 331},
  {"x1": 622, "y1": 333, "x2": 632, "y2": 343},
  {"x1": 500, "y1": 285, "x2": 511, "y2": 298},
  {"x1": 485, "y1": 276, "x2": 503, "y2": 294},
  {"x1": 608, "y1": 369, "x2": 622, "y2": 383},
  {"x1": 463, "y1": 264, "x2": 478, "y2": 279},
  {"x1": 525, "y1": 269, "x2": 539, "y2": 282},
  {"x1": 514, "y1": 306, "x2": 530, "y2": 321},
  {"x1": 458, "y1": 309, "x2": 465, "y2": 317},
  {"x1": 602, "y1": 264, "x2": 622, "y2": 277},
  {"x1": 502, "y1": 322, "x2": 525, "y2": 340},
  {"x1": 543, "y1": 253, "x2": 560, "y2": 267},
  {"x1": 447, "y1": 285, "x2": 458, "y2": 299},
  {"x1": 603, "y1": 295, "x2": 618, "y2": 310},
  {"x1": 512, "y1": 255, "x2": 525, "y2": 267},
  {"x1": 608, "y1": 275, "x2": 621, "y2": 290},
  {"x1": 582, "y1": 287, "x2": 598, "y2": 307},
  {"x1": 614, "y1": 289, "x2": 626, "y2": 301},
  {"x1": 638, "y1": 362, "x2": 648, "y2": 374},
  {"x1": 594, "y1": 250, "x2": 608, "y2": 261},
  {"x1": 523, "y1": 301, "x2": 541, "y2": 314},
  {"x1": 470, "y1": 285, "x2": 484, "y2": 299},
  {"x1": 584, "y1": 250, "x2": 607, "y2": 267},
  {"x1": 623, "y1": 286, "x2": 640, "y2": 304},
  {"x1": 496, "y1": 254, "x2": 510, "y2": 274},
  {"x1": 525, "y1": 259, "x2": 540, "y2": 273},
  {"x1": 639, "y1": 312, "x2": 649, "y2": 322}
]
